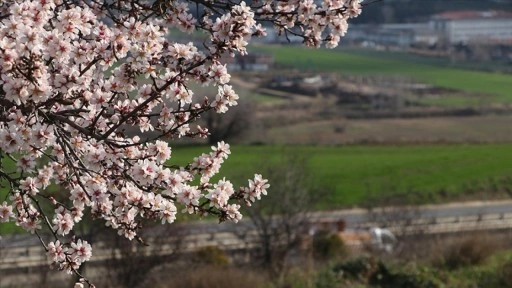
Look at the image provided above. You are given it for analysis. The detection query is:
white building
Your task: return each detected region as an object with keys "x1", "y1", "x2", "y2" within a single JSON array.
[{"x1": 430, "y1": 10, "x2": 512, "y2": 44}]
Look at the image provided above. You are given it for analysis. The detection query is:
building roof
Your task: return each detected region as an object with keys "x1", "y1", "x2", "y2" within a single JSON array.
[{"x1": 432, "y1": 10, "x2": 512, "y2": 20}]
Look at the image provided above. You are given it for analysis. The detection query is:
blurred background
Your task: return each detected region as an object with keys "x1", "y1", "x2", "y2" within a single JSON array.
[{"x1": 2, "y1": 0, "x2": 512, "y2": 287}]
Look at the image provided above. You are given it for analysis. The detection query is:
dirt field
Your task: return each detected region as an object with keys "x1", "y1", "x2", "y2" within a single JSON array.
[{"x1": 248, "y1": 115, "x2": 512, "y2": 145}]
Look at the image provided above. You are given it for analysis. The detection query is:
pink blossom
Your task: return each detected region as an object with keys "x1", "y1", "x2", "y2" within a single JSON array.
[
  {"x1": 244, "y1": 174, "x2": 270, "y2": 202},
  {"x1": 209, "y1": 63, "x2": 231, "y2": 85},
  {"x1": 0, "y1": 202, "x2": 13, "y2": 223},
  {"x1": 69, "y1": 239, "x2": 92, "y2": 263},
  {"x1": 225, "y1": 204, "x2": 243, "y2": 222},
  {"x1": 52, "y1": 211, "x2": 74, "y2": 236},
  {"x1": 47, "y1": 240, "x2": 66, "y2": 263}
]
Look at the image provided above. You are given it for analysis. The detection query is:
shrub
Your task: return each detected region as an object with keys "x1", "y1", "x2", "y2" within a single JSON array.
[
  {"x1": 150, "y1": 266, "x2": 268, "y2": 288},
  {"x1": 498, "y1": 259, "x2": 512, "y2": 287},
  {"x1": 442, "y1": 236, "x2": 493, "y2": 269},
  {"x1": 332, "y1": 257, "x2": 443, "y2": 288},
  {"x1": 314, "y1": 267, "x2": 341, "y2": 288},
  {"x1": 332, "y1": 256, "x2": 378, "y2": 282},
  {"x1": 312, "y1": 231, "x2": 347, "y2": 261},
  {"x1": 369, "y1": 264, "x2": 443, "y2": 288},
  {"x1": 195, "y1": 246, "x2": 230, "y2": 267}
]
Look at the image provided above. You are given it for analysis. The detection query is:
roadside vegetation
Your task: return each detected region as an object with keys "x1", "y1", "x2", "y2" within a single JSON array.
[{"x1": 132, "y1": 231, "x2": 512, "y2": 288}]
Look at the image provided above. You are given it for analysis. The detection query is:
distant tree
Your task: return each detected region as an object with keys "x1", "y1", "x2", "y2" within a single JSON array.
[
  {"x1": 241, "y1": 151, "x2": 323, "y2": 278},
  {"x1": 381, "y1": 5, "x2": 396, "y2": 23},
  {"x1": 204, "y1": 98, "x2": 255, "y2": 145}
]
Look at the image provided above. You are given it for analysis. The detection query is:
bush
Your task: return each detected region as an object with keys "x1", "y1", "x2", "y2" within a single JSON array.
[
  {"x1": 312, "y1": 231, "x2": 347, "y2": 261},
  {"x1": 333, "y1": 256, "x2": 378, "y2": 281},
  {"x1": 442, "y1": 236, "x2": 493, "y2": 269},
  {"x1": 195, "y1": 246, "x2": 230, "y2": 267},
  {"x1": 149, "y1": 266, "x2": 268, "y2": 288},
  {"x1": 332, "y1": 257, "x2": 443, "y2": 288},
  {"x1": 498, "y1": 259, "x2": 512, "y2": 287},
  {"x1": 314, "y1": 267, "x2": 341, "y2": 288},
  {"x1": 369, "y1": 263, "x2": 443, "y2": 288}
]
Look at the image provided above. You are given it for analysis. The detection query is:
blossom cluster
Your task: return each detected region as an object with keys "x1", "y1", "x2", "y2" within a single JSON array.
[
  {"x1": 47, "y1": 239, "x2": 92, "y2": 274},
  {"x1": 0, "y1": 0, "x2": 361, "y2": 281}
]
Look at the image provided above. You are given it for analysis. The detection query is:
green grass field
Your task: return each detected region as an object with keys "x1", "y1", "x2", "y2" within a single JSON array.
[
  {"x1": 3, "y1": 144, "x2": 512, "y2": 234},
  {"x1": 417, "y1": 95, "x2": 490, "y2": 107},
  {"x1": 252, "y1": 45, "x2": 512, "y2": 102},
  {"x1": 0, "y1": 157, "x2": 22, "y2": 234},
  {"x1": 170, "y1": 144, "x2": 512, "y2": 208}
]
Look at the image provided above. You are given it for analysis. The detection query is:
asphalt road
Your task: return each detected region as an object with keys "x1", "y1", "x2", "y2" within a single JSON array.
[
  {"x1": 320, "y1": 200, "x2": 512, "y2": 226},
  {"x1": 3, "y1": 200, "x2": 512, "y2": 247},
  {"x1": 156, "y1": 199, "x2": 512, "y2": 235}
]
